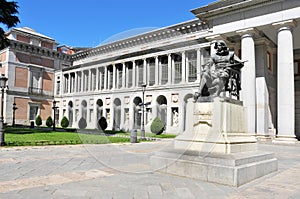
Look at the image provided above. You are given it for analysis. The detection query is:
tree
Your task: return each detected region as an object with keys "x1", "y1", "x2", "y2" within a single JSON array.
[
  {"x1": 46, "y1": 116, "x2": 53, "y2": 128},
  {"x1": 97, "y1": 117, "x2": 107, "y2": 132},
  {"x1": 0, "y1": 0, "x2": 20, "y2": 49},
  {"x1": 35, "y1": 115, "x2": 42, "y2": 126},
  {"x1": 150, "y1": 117, "x2": 165, "y2": 135},
  {"x1": 60, "y1": 116, "x2": 69, "y2": 128}
]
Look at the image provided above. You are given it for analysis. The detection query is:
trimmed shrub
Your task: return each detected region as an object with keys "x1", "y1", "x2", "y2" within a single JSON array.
[
  {"x1": 150, "y1": 117, "x2": 165, "y2": 135},
  {"x1": 46, "y1": 116, "x2": 53, "y2": 128},
  {"x1": 97, "y1": 117, "x2": 108, "y2": 131},
  {"x1": 35, "y1": 115, "x2": 42, "y2": 126},
  {"x1": 60, "y1": 116, "x2": 69, "y2": 128},
  {"x1": 78, "y1": 117, "x2": 87, "y2": 129}
]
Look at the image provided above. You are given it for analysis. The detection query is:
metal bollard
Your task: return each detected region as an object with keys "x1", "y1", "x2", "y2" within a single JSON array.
[{"x1": 130, "y1": 129, "x2": 137, "y2": 143}]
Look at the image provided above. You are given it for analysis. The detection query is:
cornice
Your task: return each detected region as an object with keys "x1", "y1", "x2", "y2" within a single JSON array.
[
  {"x1": 9, "y1": 40, "x2": 72, "y2": 61},
  {"x1": 191, "y1": 0, "x2": 283, "y2": 22},
  {"x1": 71, "y1": 19, "x2": 207, "y2": 61}
]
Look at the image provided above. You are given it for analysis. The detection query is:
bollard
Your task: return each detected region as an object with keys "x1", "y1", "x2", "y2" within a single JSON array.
[{"x1": 130, "y1": 129, "x2": 137, "y2": 143}]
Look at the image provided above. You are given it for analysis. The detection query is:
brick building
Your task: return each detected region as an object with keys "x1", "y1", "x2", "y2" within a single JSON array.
[{"x1": 0, "y1": 27, "x2": 71, "y2": 125}]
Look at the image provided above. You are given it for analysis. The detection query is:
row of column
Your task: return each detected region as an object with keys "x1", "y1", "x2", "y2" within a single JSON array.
[
  {"x1": 238, "y1": 20, "x2": 296, "y2": 138},
  {"x1": 61, "y1": 50, "x2": 203, "y2": 94}
]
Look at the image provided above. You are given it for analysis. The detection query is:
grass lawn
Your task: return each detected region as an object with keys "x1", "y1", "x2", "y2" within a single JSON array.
[{"x1": 3, "y1": 127, "x2": 177, "y2": 147}]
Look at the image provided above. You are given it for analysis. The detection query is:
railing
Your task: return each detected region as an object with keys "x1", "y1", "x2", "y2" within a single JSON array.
[{"x1": 28, "y1": 87, "x2": 43, "y2": 95}]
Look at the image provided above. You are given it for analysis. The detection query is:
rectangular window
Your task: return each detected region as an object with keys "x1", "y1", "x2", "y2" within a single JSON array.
[
  {"x1": 109, "y1": 67, "x2": 113, "y2": 89},
  {"x1": 29, "y1": 105, "x2": 39, "y2": 120},
  {"x1": 149, "y1": 62, "x2": 155, "y2": 86},
  {"x1": 128, "y1": 65, "x2": 133, "y2": 88},
  {"x1": 188, "y1": 59, "x2": 197, "y2": 82},
  {"x1": 138, "y1": 64, "x2": 144, "y2": 87},
  {"x1": 161, "y1": 63, "x2": 168, "y2": 85},
  {"x1": 77, "y1": 72, "x2": 82, "y2": 92},
  {"x1": 267, "y1": 51, "x2": 272, "y2": 71},
  {"x1": 174, "y1": 62, "x2": 182, "y2": 84},
  {"x1": 29, "y1": 68, "x2": 42, "y2": 94},
  {"x1": 294, "y1": 60, "x2": 300, "y2": 76},
  {"x1": 118, "y1": 66, "x2": 122, "y2": 89}
]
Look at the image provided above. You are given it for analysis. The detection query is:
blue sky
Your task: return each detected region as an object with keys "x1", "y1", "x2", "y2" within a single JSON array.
[{"x1": 12, "y1": 0, "x2": 215, "y2": 47}]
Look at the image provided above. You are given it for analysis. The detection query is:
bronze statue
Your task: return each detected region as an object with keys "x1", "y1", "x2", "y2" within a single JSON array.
[{"x1": 194, "y1": 40, "x2": 244, "y2": 101}]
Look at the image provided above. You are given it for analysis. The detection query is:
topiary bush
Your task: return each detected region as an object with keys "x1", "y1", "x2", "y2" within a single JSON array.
[
  {"x1": 150, "y1": 117, "x2": 165, "y2": 135},
  {"x1": 60, "y1": 116, "x2": 69, "y2": 128},
  {"x1": 46, "y1": 116, "x2": 53, "y2": 128},
  {"x1": 78, "y1": 117, "x2": 87, "y2": 129},
  {"x1": 97, "y1": 117, "x2": 107, "y2": 132},
  {"x1": 35, "y1": 115, "x2": 42, "y2": 126}
]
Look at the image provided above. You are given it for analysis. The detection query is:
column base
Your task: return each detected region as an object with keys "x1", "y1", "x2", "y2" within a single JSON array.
[{"x1": 272, "y1": 135, "x2": 298, "y2": 144}]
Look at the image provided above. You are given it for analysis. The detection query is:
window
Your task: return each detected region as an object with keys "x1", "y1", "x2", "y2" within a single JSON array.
[
  {"x1": 174, "y1": 55, "x2": 182, "y2": 84},
  {"x1": 118, "y1": 65, "x2": 123, "y2": 89},
  {"x1": 267, "y1": 51, "x2": 272, "y2": 71},
  {"x1": 29, "y1": 68, "x2": 42, "y2": 94},
  {"x1": 188, "y1": 51, "x2": 197, "y2": 82},
  {"x1": 137, "y1": 61, "x2": 144, "y2": 87},
  {"x1": 149, "y1": 60, "x2": 155, "y2": 86},
  {"x1": 294, "y1": 60, "x2": 300, "y2": 76},
  {"x1": 127, "y1": 63, "x2": 133, "y2": 88},
  {"x1": 29, "y1": 104, "x2": 39, "y2": 120},
  {"x1": 161, "y1": 57, "x2": 168, "y2": 85},
  {"x1": 56, "y1": 76, "x2": 60, "y2": 95}
]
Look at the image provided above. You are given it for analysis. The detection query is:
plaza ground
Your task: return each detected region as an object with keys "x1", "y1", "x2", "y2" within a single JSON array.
[{"x1": 0, "y1": 140, "x2": 299, "y2": 199}]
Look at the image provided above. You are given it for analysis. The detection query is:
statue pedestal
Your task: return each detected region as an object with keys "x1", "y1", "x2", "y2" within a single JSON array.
[{"x1": 151, "y1": 98, "x2": 277, "y2": 187}]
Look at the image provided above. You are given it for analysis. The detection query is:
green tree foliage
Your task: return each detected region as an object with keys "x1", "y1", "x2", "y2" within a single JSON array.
[
  {"x1": 46, "y1": 116, "x2": 53, "y2": 128},
  {"x1": 35, "y1": 115, "x2": 42, "y2": 126},
  {"x1": 78, "y1": 117, "x2": 87, "y2": 129},
  {"x1": 150, "y1": 117, "x2": 165, "y2": 135},
  {"x1": 60, "y1": 116, "x2": 69, "y2": 128},
  {"x1": 0, "y1": 0, "x2": 20, "y2": 49},
  {"x1": 97, "y1": 117, "x2": 107, "y2": 131}
]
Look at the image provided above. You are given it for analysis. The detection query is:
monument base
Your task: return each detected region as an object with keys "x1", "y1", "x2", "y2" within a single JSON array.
[
  {"x1": 151, "y1": 98, "x2": 277, "y2": 187},
  {"x1": 151, "y1": 148, "x2": 277, "y2": 187}
]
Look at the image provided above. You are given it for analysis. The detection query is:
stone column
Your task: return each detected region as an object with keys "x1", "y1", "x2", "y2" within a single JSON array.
[
  {"x1": 95, "y1": 68, "x2": 99, "y2": 90},
  {"x1": 112, "y1": 64, "x2": 116, "y2": 89},
  {"x1": 196, "y1": 49, "x2": 201, "y2": 82},
  {"x1": 181, "y1": 51, "x2": 186, "y2": 83},
  {"x1": 159, "y1": 57, "x2": 162, "y2": 85},
  {"x1": 116, "y1": 65, "x2": 119, "y2": 89},
  {"x1": 74, "y1": 71, "x2": 78, "y2": 93},
  {"x1": 68, "y1": 73, "x2": 71, "y2": 93},
  {"x1": 107, "y1": 67, "x2": 111, "y2": 90},
  {"x1": 89, "y1": 70, "x2": 92, "y2": 91},
  {"x1": 273, "y1": 20, "x2": 296, "y2": 139},
  {"x1": 143, "y1": 59, "x2": 147, "y2": 85},
  {"x1": 168, "y1": 54, "x2": 172, "y2": 84},
  {"x1": 80, "y1": 71, "x2": 84, "y2": 92},
  {"x1": 238, "y1": 29, "x2": 257, "y2": 134},
  {"x1": 155, "y1": 56, "x2": 159, "y2": 85},
  {"x1": 132, "y1": 61, "x2": 136, "y2": 88},
  {"x1": 172, "y1": 55, "x2": 175, "y2": 84},
  {"x1": 122, "y1": 63, "x2": 126, "y2": 88},
  {"x1": 126, "y1": 63, "x2": 129, "y2": 88}
]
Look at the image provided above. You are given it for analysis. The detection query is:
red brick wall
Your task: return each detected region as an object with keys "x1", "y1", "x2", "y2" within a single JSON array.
[
  {"x1": 15, "y1": 67, "x2": 28, "y2": 88},
  {"x1": 14, "y1": 97, "x2": 28, "y2": 120},
  {"x1": 16, "y1": 34, "x2": 30, "y2": 43},
  {"x1": 0, "y1": 52, "x2": 6, "y2": 62},
  {"x1": 16, "y1": 52, "x2": 54, "y2": 68},
  {"x1": 16, "y1": 52, "x2": 30, "y2": 63},
  {"x1": 42, "y1": 71, "x2": 53, "y2": 91},
  {"x1": 1, "y1": 67, "x2": 5, "y2": 75},
  {"x1": 42, "y1": 58, "x2": 54, "y2": 68},
  {"x1": 41, "y1": 41, "x2": 53, "y2": 49},
  {"x1": 14, "y1": 97, "x2": 52, "y2": 121}
]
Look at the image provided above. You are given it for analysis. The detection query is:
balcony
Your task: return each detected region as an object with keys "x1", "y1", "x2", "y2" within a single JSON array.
[{"x1": 28, "y1": 87, "x2": 43, "y2": 95}]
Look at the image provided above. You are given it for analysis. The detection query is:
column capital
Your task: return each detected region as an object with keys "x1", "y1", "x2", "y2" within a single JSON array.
[
  {"x1": 236, "y1": 28, "x2": 260, "y2": 38},
  {"x1": 272, "y1": 20, "x2": 297, "y2": 30}
]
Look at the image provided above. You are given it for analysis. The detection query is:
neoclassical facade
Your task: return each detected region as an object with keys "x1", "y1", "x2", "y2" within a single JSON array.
[{"x1": 1, "y1": 0, "x2": 299, "y2": 140}]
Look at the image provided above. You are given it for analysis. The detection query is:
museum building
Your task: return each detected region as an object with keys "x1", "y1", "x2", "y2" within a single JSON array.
[{"x1": 0, "y1": 0, "x2": 299, "y2": 140}]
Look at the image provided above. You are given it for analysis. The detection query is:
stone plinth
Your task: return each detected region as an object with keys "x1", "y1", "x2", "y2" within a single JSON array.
[
  {"x1": 151, "y1": 97, "x2": 278, "y2": 187},
  {"x1": 175, "y1": 98, "x2": 257, "y2": 154}
]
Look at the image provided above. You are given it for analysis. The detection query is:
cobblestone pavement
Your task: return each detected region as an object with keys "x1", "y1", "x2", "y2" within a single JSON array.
[{"x1": 0, "y1": 140, "x2": 299, "y2": 199}]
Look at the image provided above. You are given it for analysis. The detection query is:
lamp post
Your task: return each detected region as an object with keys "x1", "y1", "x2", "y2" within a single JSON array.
[
  {"x1": 141, "y1": 83, "x2": 147, "y2": 140},
  {"x1": 52, "y1": 100, "x2": 58, "y2": 131},
  {"x1": 12, "y1": 102, "x2": 18, "y2": 127},
  {"x1": 0, "y1": 75, "x2": 8, "y2": 146}
]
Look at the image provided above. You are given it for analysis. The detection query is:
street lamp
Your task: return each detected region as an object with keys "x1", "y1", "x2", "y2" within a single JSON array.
[
  {"x1": 12, "y1": 102, "x2": 18, "y2": 127},
  {"x1": 141, "y1": 83, "x2": 147, "y2": 140},
  {"x1": 52, "y1": 100, "x2": 58, "y2": 131},
  {"x1": 0, "y1": 75, "x2": 8, "y2": 146}
]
